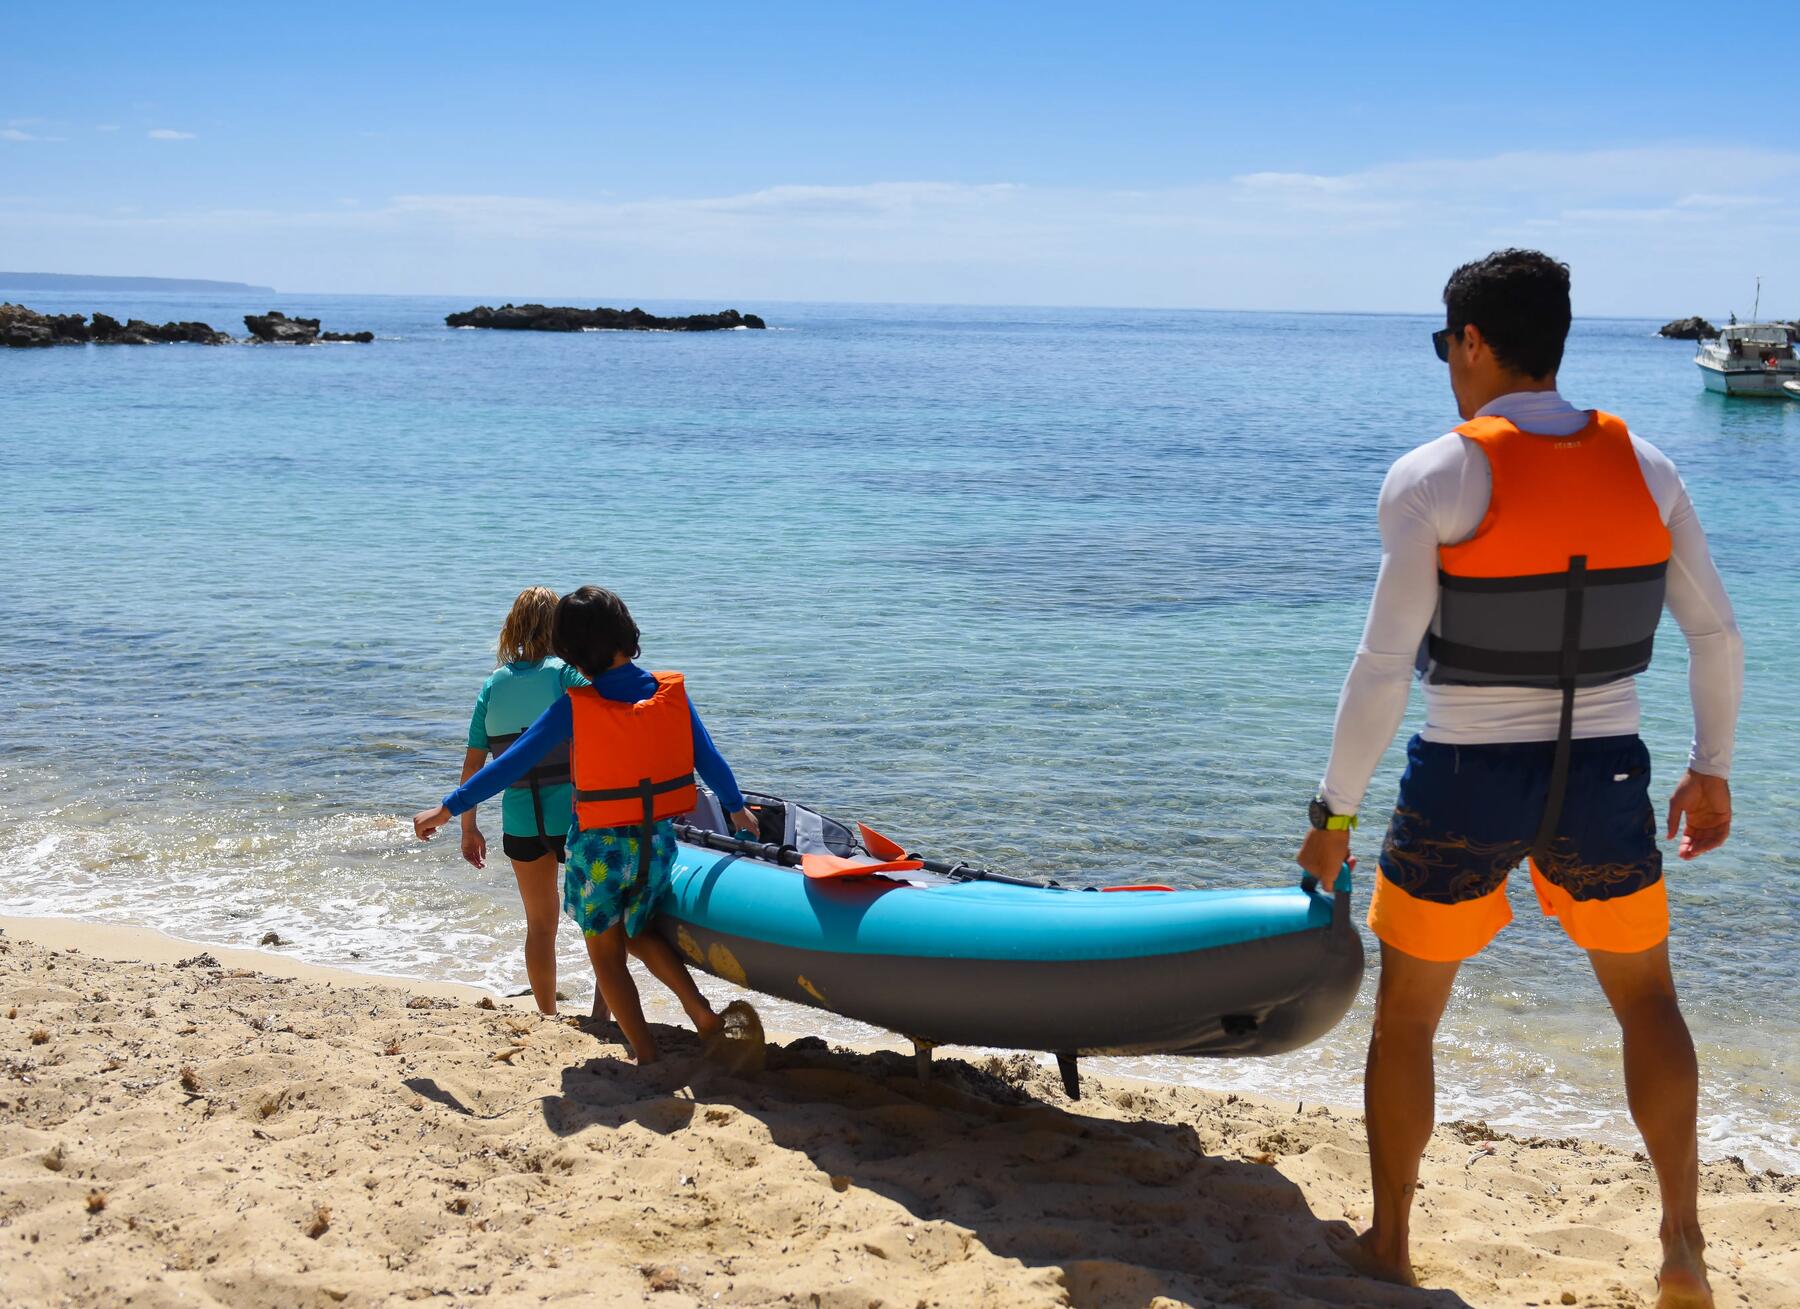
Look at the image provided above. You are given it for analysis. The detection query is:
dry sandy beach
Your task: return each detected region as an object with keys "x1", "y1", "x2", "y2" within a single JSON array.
[{"x1": 1, "y1": 916, "x2": 1794, "y2": 1309}]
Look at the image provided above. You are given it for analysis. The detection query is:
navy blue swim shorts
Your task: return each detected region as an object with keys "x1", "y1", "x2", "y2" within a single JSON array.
[{"x1": 1369, "y1": 734, "x2": 1667, "y2": 960}]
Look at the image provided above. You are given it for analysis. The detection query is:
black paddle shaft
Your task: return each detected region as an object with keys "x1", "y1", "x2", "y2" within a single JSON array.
[{"x1": 670, "y1": 823, "x2": 1049, "y2": 889}]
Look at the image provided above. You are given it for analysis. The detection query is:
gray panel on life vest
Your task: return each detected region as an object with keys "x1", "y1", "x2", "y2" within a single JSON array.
[
  {"x1": 487, "y1": 734, "x2": 572, "y2": 790},
  {"x1": 1580, "y1": 578, "x2": 1666, "y2": 650},
  {"x1": 1436, "y1": 587, "x2": 1564, "y2": 652},
  {"x1": 1431, "y1": 573, "x2": 1665, "y2": 688}
]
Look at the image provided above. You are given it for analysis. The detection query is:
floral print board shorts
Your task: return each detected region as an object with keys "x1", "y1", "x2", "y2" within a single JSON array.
[{"x1": 561, "y1": 819, "x2": 678, "y2": 938}]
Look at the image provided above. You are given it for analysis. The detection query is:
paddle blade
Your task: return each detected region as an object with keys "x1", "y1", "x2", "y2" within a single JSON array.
[
  {"x1": 801, "y1": 853, "x2": 925, "y2": 880},
  {"x1": 857, "y1": 822, "x2": 910, "y2": 861}
]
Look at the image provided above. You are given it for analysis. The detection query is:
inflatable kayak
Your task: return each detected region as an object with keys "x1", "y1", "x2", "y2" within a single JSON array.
[{"x1": 657, "y1": 791, "x2": 1363, "y2": 1094}]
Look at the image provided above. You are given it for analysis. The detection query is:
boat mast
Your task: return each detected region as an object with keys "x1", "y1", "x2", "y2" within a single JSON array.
[{"x1": 1753, "y1": 275, "x2": 1761, "y2": 322}]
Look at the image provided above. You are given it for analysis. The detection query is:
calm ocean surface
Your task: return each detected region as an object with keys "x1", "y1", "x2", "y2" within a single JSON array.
[{"x1": 2, "y1": 289, "x2": 1795, "y2": 1170}]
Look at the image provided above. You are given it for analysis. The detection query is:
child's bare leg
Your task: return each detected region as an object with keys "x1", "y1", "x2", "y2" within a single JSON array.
[
  {"x1": 625, "y1": 930, "x2": 722, "y2": 1037},
  {"x1": 509, "y1": 853, "x2": 562, "y2": 1016},
  {"x1": 584, "y1": 925, "x2": 657, "y2": 1064}
]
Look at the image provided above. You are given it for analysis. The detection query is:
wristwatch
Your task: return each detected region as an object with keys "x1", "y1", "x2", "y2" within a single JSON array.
[{"x1": 1308, "y1": 794, "x2": 1357, "y2": 832}]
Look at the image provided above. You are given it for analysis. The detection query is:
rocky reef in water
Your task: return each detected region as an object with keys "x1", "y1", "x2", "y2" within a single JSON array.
[
  {"x1": 445, "y1": 303, "x2": 767, "y2": 332},
  {"x1": 1658, "y1": 316, "x2": 1800, "y2": 343},
  {"x1": 1657, "y1": 316, "x2": 1718, "y2": 340},
  {"x1": 1, "y1": 302, "x2": 229, "y2": 347},
  {"x1": 0, "y1": 303, "x2": 373, "y2": 347},
  {"x1": 243, "y1": 310, "x2": 373, "y2": 344}
]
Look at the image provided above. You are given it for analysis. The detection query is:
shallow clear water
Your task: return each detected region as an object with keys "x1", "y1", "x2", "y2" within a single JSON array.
[{"x1": 2, "y1": 290, "x2": 1795, "y2": 1169}]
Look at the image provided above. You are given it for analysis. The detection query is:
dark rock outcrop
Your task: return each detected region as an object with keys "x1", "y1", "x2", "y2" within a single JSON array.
[
  {"x1": 1657, "y1": 316, "x2": 1718, "y2": 340},
  {"x1": 2, "y1": 302, "x2": 372, "y2": 347},
  {"x1": 243, "y1": 310, "x2": 320, "y2": 344},
  {"x1": 445, "y1": 303, "x2": 767, "y2": 332},
  {"x1": 243, "y1": 311, "x2": 374, "y2": 344},
  {"x1": 1, "y1": 302, "x2": 228, "y2": 346}
]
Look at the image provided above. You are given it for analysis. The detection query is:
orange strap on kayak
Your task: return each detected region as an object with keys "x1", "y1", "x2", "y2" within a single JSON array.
[
  {"x1": 800, "y1": 853, "x2": 925, "y2": 881},
  {"x1": 1101, "y1": 884, "x2": 1175, "y2": 893}
]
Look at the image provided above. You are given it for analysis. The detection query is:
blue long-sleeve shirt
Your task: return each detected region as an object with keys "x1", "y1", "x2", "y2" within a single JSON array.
[{"x1": 443, "y1": 662, "x2": 746, "y2": 820}]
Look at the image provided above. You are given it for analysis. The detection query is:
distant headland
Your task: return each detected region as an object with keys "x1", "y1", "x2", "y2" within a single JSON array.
[
  {"x1": 0, "y1": 272, "x2": 277, "y2": 295},
  {"x1": 446, "y1": 303, "x2": 766, "y2": 332}
]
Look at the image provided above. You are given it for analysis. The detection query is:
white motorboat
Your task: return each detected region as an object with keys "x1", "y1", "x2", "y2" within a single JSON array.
[
  {"x1": 1696, "y1": 323, "x2": 1800, "y2": 396},
  {"x1": 1784, "y1": 379, "x2": 1800, "y2": 402}
]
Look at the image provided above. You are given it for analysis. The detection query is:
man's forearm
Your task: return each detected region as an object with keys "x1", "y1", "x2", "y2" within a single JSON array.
[
  {"x1": 1685, "y1": 625, "x2": 1743, "y2": 777},
  {"x1": 1319, "y1": 648, "x2": 1415, "y2": 814}
]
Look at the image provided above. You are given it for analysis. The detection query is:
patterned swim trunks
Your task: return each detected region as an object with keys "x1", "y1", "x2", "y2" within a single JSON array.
[
  {"x1": 1370, "y1": 734, "x2": 1667, "y2": 961},
  {"x1": 561, "y1": 819, "x2": 678, "y2": 938}
]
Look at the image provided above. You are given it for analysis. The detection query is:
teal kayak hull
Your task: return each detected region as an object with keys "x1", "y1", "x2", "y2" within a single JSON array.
[{"x1": 657, "y1": 842, "x2": 1363, "y2": 1059}]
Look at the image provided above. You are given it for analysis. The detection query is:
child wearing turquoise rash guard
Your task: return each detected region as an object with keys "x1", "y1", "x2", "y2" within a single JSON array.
[
  {"x1": 417, "y1": 587, "x2": 758, "y2": 1066},
  {"x1": 466, "y1": 652, "x2": 584, "y2": 863},
  {"x1": 457, "y1": 588, "x2": 586, "y2": 1016}
]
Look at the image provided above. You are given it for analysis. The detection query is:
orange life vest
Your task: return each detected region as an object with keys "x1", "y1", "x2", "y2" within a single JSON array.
[
  {"x1": 1428, "y1": 411, "x2": 1671, "y2": 690},
  {"x1": 567, "y1": 672, "x2": 698, "y2": 835},
  {"x1": 1427, "y1": 410, "x2": 1671, "y2": 860}
]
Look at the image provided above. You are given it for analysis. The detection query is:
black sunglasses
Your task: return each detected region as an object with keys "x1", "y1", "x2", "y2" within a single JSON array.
[{"x1": 1432, "y1": 326, "x2": 1460, "y2": 362}]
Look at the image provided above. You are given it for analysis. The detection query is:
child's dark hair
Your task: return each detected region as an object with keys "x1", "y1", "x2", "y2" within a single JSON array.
[
  {"x1": 1442, "y1": 248, "x2": 1572, "y2": 380},
  {"x1": 551, "y1": 586, "x2": 641, "y2": 678}
]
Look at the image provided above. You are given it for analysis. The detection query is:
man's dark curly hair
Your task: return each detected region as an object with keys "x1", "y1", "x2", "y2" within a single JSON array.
[{"x1": 1442, "y1": 248, "x2": 1572, "y2": 380}]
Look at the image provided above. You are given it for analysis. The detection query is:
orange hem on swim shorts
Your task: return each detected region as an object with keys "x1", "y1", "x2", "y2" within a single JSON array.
[
  {"x1": 1527, "y1": 859, "x2": 1669, "y2": 954},
  {"x1": 1368, "y1": 870, "x2": 1511, "y2": 962}
]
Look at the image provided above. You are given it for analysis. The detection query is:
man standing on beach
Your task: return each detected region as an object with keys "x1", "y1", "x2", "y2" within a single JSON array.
[{"x1": 1295, "y1": 249, "x2": 1741, "y2": 1308}]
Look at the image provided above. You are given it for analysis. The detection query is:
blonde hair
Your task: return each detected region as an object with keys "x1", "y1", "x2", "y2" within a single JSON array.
[{"x1": 496, "y1": 586, "x2": 558, "y2": 665}]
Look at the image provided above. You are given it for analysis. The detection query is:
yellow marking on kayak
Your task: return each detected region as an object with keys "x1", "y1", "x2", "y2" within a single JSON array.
[
  {"x1": 675, "y1": 925, "x2": 704, "y2": 966},
  {"x1": 796, "y1": 975, "x2": 826, "y2": 1004},
  {"x1": 707, "y1": 942, "x2": 747, "y2": 986}
]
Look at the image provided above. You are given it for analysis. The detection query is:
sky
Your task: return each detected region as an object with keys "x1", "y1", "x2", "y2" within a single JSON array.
[{"x1": 3, "y1": 3, "x2": 1796, "y2": 315}]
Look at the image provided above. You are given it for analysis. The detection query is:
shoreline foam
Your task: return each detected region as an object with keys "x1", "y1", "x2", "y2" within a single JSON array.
[{"x1": 2, "y1": 914, "x2": 1794, "y2": 1308}]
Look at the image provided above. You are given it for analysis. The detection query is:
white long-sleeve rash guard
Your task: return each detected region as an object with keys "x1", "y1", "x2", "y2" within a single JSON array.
[{"x1": 1317, "y1": 389, "x2": 1744, "y2": 817}]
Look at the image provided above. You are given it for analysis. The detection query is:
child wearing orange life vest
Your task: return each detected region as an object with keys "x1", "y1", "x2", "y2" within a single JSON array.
[{"x1": 414, "y1": 587, "x2": 759, "y2": 1065}]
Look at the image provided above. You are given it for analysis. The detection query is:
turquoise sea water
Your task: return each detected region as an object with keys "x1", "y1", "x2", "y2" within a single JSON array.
[{"x1": 2, "y1": 289, "x2": 1796, "y2": 1170}]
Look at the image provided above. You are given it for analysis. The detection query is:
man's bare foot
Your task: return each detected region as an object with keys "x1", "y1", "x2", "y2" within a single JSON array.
[
  {"x1": 1330, "y1": 1229, "x2": 1417, "y2": 1288},
  {"x1": 692, "y1": 1008, "x2": 723, "y2": 1040},
  {"x1": 1656, "y1": 1234, "x2": 1713, "y2": 1309}
]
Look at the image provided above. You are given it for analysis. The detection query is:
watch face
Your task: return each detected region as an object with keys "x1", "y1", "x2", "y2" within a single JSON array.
[{"x1": 1308, "y1": 798, "x2": 1330, "y2": 829}]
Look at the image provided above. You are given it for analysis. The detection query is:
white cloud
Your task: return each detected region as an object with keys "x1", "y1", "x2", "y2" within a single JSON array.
[
  {"x1": 96, "y1": 124, "x2": 120, "y2": 133},
  {"x1": 1, "y1": 143, "x2": 1795, "y2": 313},
  {"x1": 146, "y1": 128, "x2": 196, "y2": 141},
  {"x1": 1, "y1": 128, "x2": 38, "y2": 142},
  {"x1": 1673, "y1": 192, "x2": 1775, "y2": 210}
]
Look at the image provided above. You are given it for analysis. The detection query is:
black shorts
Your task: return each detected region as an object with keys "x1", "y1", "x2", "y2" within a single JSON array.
[{"x1": 502, "y1": 831, "x2": 567, "y2": 864}]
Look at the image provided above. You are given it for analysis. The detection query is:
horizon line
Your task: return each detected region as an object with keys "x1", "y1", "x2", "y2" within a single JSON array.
[{"x1": 0, "y1": 277, "x2": 1735, "y2": 324}]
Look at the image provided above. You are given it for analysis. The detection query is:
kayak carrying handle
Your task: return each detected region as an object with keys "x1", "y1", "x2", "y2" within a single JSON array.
[{"x1": 1299, "y1": 862, "x2": 1355, "y2": 898}]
